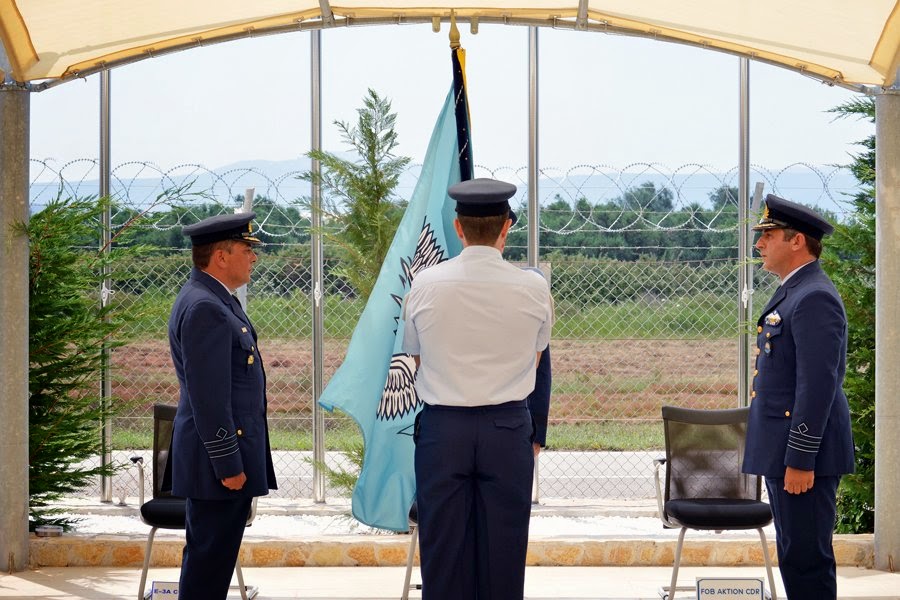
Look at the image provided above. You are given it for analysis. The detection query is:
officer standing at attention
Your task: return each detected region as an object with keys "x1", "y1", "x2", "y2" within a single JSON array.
[
  {"x1": 742, "y1": 194, "x2": 855, "y2": 600},
  {"x1": 168, "y1": 212, "x2": 277, "y2": 599},
  {"x1": 402, "y1": 178, "x2": 553, "y2": 600}
]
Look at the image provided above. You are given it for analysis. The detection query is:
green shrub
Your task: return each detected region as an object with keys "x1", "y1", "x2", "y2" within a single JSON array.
[
  {"x1": 824, "y1": 97, "x2": 875, "y2": 534},
  {"x1": 26, "y1": 197, "x2": 139, "y2": 528}
]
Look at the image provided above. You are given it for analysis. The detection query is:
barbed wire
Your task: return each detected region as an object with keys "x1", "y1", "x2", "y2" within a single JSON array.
[{"x1": 30, "y1": 158, "x2": 858, "y2": 238}]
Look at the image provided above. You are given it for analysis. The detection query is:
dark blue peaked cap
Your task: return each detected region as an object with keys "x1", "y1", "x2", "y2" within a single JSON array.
[
  {"x1": 752, "y1": 194, "x2": 833, "y2": 241},
  {"x1": 449, "y1": 177, "x2": 518, "y2": 225},
  {"x1": 182, "y1": 212, "x2": 262, "y2": 246}
]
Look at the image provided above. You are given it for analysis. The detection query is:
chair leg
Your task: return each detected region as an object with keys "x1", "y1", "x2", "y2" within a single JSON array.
[
  {"x1": 659, "y1": 527, "x2": 687, "y2": 599},
  {"x1": 138, "y1": 527, "x2": 158, "y2": 600},
  {"x1": 235, "y1": 557, "x2": 248, "y2": 600},
  {"x1": 401, "y1": 524, "x2": 418, "y2": 600},
  {"x1": 757, "y1": 527, "x2": 778, "y2": 600}
]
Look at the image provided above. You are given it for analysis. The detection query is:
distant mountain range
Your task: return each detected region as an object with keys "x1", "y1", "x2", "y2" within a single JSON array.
[{"x1": 30, "y1": 157, "x2": 860, "y2": 216}]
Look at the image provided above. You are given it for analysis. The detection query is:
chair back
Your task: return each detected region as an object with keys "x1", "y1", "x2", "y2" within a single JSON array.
[
  {"x1": 661, "y1": 405, "x2": 761, "y2": 503},
  {"x1": 152, "y1": 403, "x2": 178, "y2": 499}
]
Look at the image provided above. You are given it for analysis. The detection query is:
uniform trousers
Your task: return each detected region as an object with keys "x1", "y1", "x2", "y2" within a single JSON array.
[
  {"x1": 179, "y1": 496, "x2": 252, "y2": 600},
  {"x1": 414, "y1": 401, "x2": 535, "y2": 600},
  {"x1": 765, "y1": 475, "x2": 840, "y2": 600}
]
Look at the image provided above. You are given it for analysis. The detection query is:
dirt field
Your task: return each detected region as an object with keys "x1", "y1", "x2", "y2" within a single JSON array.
[{"x1": 112, "y1": 337, "x2": 738, "y2": 422}]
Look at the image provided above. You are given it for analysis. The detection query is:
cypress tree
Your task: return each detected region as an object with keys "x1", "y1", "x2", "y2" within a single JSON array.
[
  {"x1": 25, "y1": 197, "x2": 134, "y2": 528},
  {"x1": 822, "y1": 97, "x2": 875, "y2": 533}
]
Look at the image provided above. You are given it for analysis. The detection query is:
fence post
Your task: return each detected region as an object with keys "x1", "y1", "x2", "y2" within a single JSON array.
[
  {"x1": 234, "y1": 188, "x2": 254, "y2": 308},
  {"x1": 99, "y1": 68, "x2": 114, "y2": 503},
  {"x1": 310, "y1": 29, "x2": 326, "y2": 503},
  {"x1": 737, "y1": 58, "x2": 752, "y2": 408}
]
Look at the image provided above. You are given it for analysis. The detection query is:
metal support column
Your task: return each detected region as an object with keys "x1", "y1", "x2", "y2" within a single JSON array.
[
  {"x1": 874, "y1": 76, "x2": 900, "y2": 572},
  {"x1": 737, "y1": 58, "x2": 752, "y2": 408},
  {"x1": 310, "y1": 29, "x2": 326, "y2": 503},
  {"x1": 527, "y1": 27, "x2": 539, "y2": 269},
  {"x1": 527, "y1": 26, "x2": 541, "y2": 504},
  {"x1": 0, "y1": 56, "x2": 31, "y2": 572},
  {"x1": 99, "y1": 69, "x2": 113, "y2": 503}
]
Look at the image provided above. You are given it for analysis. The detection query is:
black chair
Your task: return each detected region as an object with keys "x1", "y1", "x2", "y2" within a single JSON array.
[
  {"x1": 653, "y1": 406, "x2": 777, "y2": 600},
  {"x1": 401, "y1": 500, "x2": 421, "y2": 600},
  {"x1": 133, "y1": 404, "x2": 257, "y2": 600}
]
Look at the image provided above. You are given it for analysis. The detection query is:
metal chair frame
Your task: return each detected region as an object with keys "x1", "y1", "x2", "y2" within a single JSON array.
[
  {"x1": 401, "y1": 500, "x2": 421, "y2": 600},
  {"x1": 653, "y1": 405, "x2": 777, "y2": 600},
  {"x1": 133, "y1": 403, "x2": 258, "y2": 600},
  {"x1": 401, "y1": 523, "x2": 420, "y2": 600}
]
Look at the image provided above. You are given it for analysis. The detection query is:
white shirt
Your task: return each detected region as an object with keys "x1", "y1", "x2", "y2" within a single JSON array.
[
  {"x1": 401, "y1": 245, "x2": 553, "y2": 407},
  {"x1": 781, "y1": 259, "x2": 816, "y2": 284},
  {"x1": 207, "y1": 272, "x2": 235, "y2": 295}
]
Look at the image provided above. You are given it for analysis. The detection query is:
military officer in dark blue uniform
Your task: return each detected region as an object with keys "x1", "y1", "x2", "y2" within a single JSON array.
[
  {"x1": 742, "y1": 194, "x2": 855, "y2": 600},
  {"x1": 168, "y1": 212, "x2": 277, "y2": 599}
]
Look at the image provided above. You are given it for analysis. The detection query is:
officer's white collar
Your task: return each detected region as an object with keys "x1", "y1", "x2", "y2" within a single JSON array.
[
  {"x1": 781, "y1": 259, "x2": 816, "y2": 284},
  {"x1": 205, "y1": 271, "x2": 236, "y2": 295},
  {"x1": 461, "y1": 245, "x2": 502, "y2": 257}
]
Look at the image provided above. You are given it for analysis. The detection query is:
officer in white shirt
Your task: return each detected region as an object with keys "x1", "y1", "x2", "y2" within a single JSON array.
[{"x1": 402, "y1": 178, "x2": 553, "y2": 600}]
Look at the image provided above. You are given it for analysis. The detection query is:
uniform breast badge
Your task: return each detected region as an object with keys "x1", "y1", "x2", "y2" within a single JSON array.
[
  {"x1": 764, "y1": 311, "x2": 781, "y2": 326},
  {"x1": 247, "y1": 355, "x2": 255, "y2": 365}
]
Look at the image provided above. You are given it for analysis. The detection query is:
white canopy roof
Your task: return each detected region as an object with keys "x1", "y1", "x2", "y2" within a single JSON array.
[{"x1": 1, "y1": 1, "x2": 898, "y2": 89}]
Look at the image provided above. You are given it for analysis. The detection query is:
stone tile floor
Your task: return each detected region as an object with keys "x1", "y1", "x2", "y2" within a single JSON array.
[
  {"x1": 8, "y1": 498, "x2": 894, "y2": 599},
  {"x1": 2, "y1": 565, "x2": 900, "y2": 599}
]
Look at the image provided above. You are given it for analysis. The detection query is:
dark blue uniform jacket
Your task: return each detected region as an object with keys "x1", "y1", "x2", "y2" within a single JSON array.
[
  {"x1": 527, "y1": 346, "x2": 551, "y2": 446},
  {"x1": 168, "y1": 268, "x2": 277, "y2": 500},
  {"x1": 743, "y1": 261, "x2": 855, "y2": 478}
]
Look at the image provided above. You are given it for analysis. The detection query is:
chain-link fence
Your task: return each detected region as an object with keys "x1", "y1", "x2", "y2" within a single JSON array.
[{"x1": 30, "y1": 158, "x2": 857, "y2": 503}]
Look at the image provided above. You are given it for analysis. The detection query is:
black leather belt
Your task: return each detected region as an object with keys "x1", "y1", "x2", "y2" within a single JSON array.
[{"x1": 424, "y1": 399, "x2": 527, "y2": 412}]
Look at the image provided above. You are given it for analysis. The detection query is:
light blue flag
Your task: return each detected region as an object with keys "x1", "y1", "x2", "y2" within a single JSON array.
[{"x1": 318, "y1": 85, "x2": 465, "y2": 531}]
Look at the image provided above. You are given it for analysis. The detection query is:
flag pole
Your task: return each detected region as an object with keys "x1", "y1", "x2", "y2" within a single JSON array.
[{"x1": 449, "y1": 11, "x2": 473, "y2": 181}]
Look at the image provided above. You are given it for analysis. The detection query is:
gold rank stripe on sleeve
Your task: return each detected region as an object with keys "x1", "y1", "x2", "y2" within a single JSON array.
[{"x1": 203, "y1": 433, "x2": 239, "y2": 458}]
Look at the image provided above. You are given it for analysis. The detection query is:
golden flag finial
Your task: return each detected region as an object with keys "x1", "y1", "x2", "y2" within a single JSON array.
[{"x1": 449, "y1": 11, "x2": 461, "y2": 49}]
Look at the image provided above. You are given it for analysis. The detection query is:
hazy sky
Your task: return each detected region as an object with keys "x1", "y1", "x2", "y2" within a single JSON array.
[{"x1": 29, "y1": 25, "x2": 874, "y2": 174}]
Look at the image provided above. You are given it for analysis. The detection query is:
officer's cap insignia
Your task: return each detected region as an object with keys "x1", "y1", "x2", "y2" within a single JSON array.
[{"x1": 765, "y1": 311, "x2": 781, "y2": 326}]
